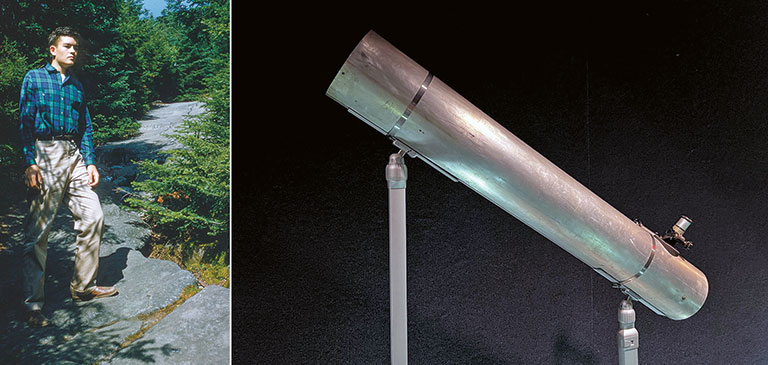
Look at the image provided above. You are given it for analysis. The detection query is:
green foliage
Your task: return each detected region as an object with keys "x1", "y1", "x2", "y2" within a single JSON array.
[
  {"x1": 116, "y1": 0, "x2": 180, "y2": 104},
  {"x1": 126, "y1": 62, "x2": 230, "y2": 250},
  {"x1": 79, "y1": 0, "x2": 183, "y2": 144},
  {"x1": 189, "y1": 259, "x2": 230, "y2": 287},
  {"x1": 126, "y1": 0, "x2": 230, "y2": 266},
  {"x1": 126, "y1": 61, "x2": 230, "y2": 238},
  {"x1": 0, "y1": 38, "x2": 30, "y2": 170},
  {"x1": 92, "y1": 114, "x2": 141, "y2": 143},
  {"x1": 0, "y1": 0, "x2": 230, "y2": 272},
  {"x1": 147, "y1": 242, "x2": 229, "y2": 287},
  {"x1": 159, "y1": 0, "x2": 229, "y2": 100}
]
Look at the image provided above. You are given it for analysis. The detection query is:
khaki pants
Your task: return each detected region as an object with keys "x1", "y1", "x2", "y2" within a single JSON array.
[{"x1": 22, "y1": 139, "x2": 104, "y2": 311}]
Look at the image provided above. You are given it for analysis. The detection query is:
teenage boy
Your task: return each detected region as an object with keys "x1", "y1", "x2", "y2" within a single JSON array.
[{"x1": 19, "y1": 26, "x2": 117, "y2": 328}]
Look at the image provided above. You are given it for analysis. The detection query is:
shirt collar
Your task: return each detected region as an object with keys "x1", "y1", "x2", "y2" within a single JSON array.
[{"x1": 45, "y1": 63, "x2": 73, "y2": 84}]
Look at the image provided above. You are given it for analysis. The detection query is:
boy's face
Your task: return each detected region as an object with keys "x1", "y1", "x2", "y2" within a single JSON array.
[{"x1": 49, "y1": 36, "x2": 78, "y2": 68}]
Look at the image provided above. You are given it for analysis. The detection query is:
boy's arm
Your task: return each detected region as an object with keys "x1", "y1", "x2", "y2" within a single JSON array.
[
  {"x1": 19, "y1": 72, "x2": 37, "y2": 166},
  {"x1": 79, "y1": 93, "x2": 97, "y2": 166}
]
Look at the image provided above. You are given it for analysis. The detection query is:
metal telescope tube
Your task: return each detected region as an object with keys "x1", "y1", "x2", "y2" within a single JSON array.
[{"x1": 326, "y1": 30, "x2": 708, "y2": 320}]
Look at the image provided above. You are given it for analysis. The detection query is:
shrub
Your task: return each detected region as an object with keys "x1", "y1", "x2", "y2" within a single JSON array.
[{"x1": 126, "y1": 58, "x2": 229, "y2": 266}]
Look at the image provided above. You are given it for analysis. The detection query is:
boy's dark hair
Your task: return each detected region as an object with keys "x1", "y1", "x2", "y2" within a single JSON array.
[{"x1": 48, "y1": 27, "x2": 80, "y2": 47}]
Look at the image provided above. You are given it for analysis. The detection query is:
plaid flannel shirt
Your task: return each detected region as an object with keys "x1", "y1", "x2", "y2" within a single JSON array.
[{"x1": 19, "y1": 63, "x2": 96, "y2": 167}]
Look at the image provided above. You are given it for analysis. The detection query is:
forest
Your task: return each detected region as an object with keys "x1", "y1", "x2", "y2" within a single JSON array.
[{"x1": 0, "y1": 0, "x2": 230, "y2": 286}]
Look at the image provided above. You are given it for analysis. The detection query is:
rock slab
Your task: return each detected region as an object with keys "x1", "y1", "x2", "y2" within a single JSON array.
[{"x1": 109, "y1": 285, "x2": 231, "y2": 365}]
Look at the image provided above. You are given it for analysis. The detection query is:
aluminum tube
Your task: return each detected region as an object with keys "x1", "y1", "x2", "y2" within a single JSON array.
[
  {"x1": 327, "y1": 30, "x2": 708, "y2": 320},
  {"x1": 387, "y1": 153, "x2": 408, "y2": 364}
]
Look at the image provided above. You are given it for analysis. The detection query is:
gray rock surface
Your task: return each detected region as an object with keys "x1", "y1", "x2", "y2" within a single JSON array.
[
  {"x1": 98, "y1": 201, "x2": 150, "y2": 255},
  {"x1": 0, "y1": 102, "x2": 229, "y2": 364},
  {"x1": 109, "y1": 285, "x2": 231, "y2": 365},
  {"x1": 97, "y1": 101, "x2": 206, "y2": 162},
  {"x1": 48, "y1": 250, "x2": 198, "y2": 330}
]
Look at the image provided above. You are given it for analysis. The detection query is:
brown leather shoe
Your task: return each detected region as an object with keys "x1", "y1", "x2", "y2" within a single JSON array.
[
  {"x1": 27, "y1": 310, "x2": 50, "y2": 328},
  {"x1": 71, "y1": 286, "x2": 118, "y2": 302}
]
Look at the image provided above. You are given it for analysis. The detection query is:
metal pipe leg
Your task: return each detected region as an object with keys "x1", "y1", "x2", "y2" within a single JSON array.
[
  {"x1": 618, "y1": 299, "x2": 639, "y2": 365},
  {"x1": 386, "y1": 151, "x2": 408, "y2": 365}
]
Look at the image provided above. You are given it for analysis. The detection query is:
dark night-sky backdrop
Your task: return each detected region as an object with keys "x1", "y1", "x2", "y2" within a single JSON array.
[{"x1": 240, "y1": 2, "x2": 768, "y2": 363}]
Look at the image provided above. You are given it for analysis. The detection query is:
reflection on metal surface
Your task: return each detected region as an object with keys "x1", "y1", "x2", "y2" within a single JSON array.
[{"x1": 326, "y1": 30, "x2": 708, "y2": 320}]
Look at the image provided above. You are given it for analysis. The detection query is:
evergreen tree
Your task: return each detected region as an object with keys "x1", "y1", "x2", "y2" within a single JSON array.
[{"x1": 127, "y1": 0, "x2": 230, "y2": 266}]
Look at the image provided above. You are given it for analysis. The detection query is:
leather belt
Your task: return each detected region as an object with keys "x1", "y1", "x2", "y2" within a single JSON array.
[{"x1": 37, "y1": 135, "x2": 77, "y2": 141}]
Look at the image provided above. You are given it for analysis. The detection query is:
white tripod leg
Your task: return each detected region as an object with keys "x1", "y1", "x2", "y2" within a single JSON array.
[
  {"x1": 618, "y1": 298, "x2": 639, "y2": 365},
  {"x1": 386, "y1": 151, "x2": 408, "y2": 365}
]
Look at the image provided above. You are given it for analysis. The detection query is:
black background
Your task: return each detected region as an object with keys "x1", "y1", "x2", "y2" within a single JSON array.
[{"x1": 239, "y1": 2, "x2": 768, "y2": 363}]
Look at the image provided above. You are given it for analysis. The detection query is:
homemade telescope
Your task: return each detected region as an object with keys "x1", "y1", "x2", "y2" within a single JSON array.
[{"x1": 326, "y1": 31, "x2": 708, "y2": 321}]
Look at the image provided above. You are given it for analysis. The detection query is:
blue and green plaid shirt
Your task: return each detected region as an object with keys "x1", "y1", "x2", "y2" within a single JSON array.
[{"x1": 19, "y1": 63, "x2": 96, "y2": 166}]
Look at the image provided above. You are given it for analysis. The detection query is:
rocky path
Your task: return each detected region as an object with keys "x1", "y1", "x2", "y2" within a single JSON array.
[{"x1": 0, "y1": 102, "x2": 230, "y2": 364}]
